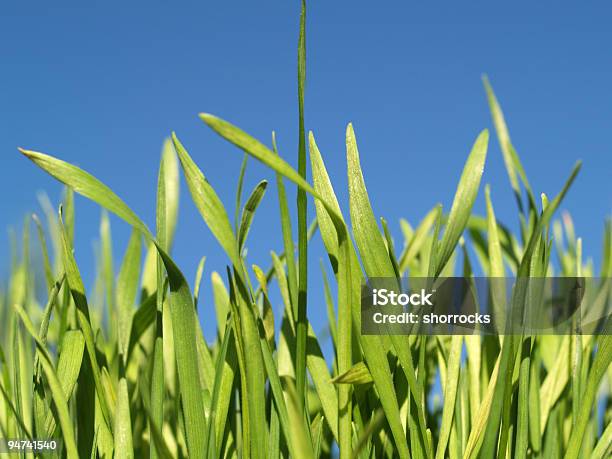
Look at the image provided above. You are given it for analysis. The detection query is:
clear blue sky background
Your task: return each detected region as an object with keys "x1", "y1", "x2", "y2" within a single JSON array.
[{"x1": 1, "y1": 2, "x2": 610, "y2": 341}]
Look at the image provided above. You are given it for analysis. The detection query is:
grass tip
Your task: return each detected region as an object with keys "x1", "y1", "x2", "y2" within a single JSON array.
[{"x1": 198, "y1": 113, "x2": 215, "y2": 124}]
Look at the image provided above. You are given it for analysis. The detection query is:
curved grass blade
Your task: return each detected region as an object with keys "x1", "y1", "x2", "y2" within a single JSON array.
[
  {"x1": 171, "y1": 133, "x2": 241, "y2": 269},
  {"x1": 13, "y1": 303, "x2": 78, "y2": 458},
  {"x1": 564, "y1": 335, "x2": 612, "y2": 459},
  {"x1": 435, "y1": 130, "x2": 489, "y2": 277},
  {"x1": 284, "y1": 377, "x2": 315, "y2": 459},
  {"x1": 590, "y1": 419, "x2": 612, "y2": 459},
  {"x1": 238, "y1": 180, "x2": 268, "y2": 250},
  {"x1": 345, "y1": 125, "x2": 428, "y2": 456},
  {"x1": 200, "y1": 113, "x2": 358, "y2": 457},
  {"x1": 20, "y1": 147, "x2": 207, "y2": 458},
  {"x1": 462, "y1": 355, "x2": 501, "y2": 459},
  {"x1": 309, "y1": 131, "x2": 410, "y2": 458},
  {"x1": 156, "y1": 249, "x2": 207, "y2": 458},
  {"x1": 59, "y1": 210, "x2": 114, "y2": 433},
  {"x1": 20, "y1": 149, "x2": 151, "y2": 237},
  {"x1": 160, "y1": 138, "x2": 180, "y2": 249},
  {"x1": 43, "y1": 329, "x2": 85, "y2": 438},
  {"x1": 271, "y1": 253, "x2": 339, "y2": 443},
  {"x1": 483, "y1": 77, "x2": 536, "y2": 214},
  {"x1": 234, "y1": 153, "x2": 248, "y2": 231},
  {"x1": 398, "y1": 207, "x2": 439, "y2": 273},
  {"x1": 330, "y1": 362, "x2": 373, "y2": 385}
]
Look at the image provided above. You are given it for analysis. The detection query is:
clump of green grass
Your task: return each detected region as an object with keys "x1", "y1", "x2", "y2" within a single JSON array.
[{"x1": 1, "y1": 3, "x2": 611, "y2": 458}]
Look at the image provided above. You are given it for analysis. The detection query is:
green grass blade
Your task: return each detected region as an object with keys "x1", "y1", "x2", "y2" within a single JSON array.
[
  {"x1": 20, "y1": 148, "x2": 152, "y2": 238},
  {"x1": 398, "y1": 208, "x2": 439, "y2": 273},
  {"x1": 284, "y1": 377, "x2": 315, "y2": 459},
  {"x1": 211, "y1": 271, "x2": 230, "y2": 340},
  {"x1": 564, "y1": 335, "x2": 612, "y2": 459},
  {"x1": 272, "y1": 132, "x2": 299, "y2": 318},
  {"x1": 193, "y1": 255, "x2": 206, "y2": 309},
  {"x1": 127, "y1": 293, "x2": 157, "y2": 360},
  {"x1": 234, "y1": 153, "x2": 248, "y2": 232},
  {"x1": 435, "y1": 335, "x2": 463, "y2": 459},
  {"x1": 171, "y1": 133, "x2": 241, "y2": 269},
  {"x1": 346, "y1": 125, "x2": 426, "y2": 456},
  {"x1": 463, "y1": 355, "x2": 500, "y2": 459},
  {"x1": 116, "y1": 230, "x2": 142, "y2": 361},
  {"x1": 272, "y1": 253, "x2": 339, "y2": 442},
  {"x1": 483, "y1": 77, "x2": 536, "y2": 215},
  {"x1": 156, "y1": 249, "x2": 207, "y2": 458},
  {"x1": 43, "y1": 330, "x2": 85, "y2": 438},
  {"x1": 330, "y1": 362, "x2": 373, "y2": 385},
  {"x1": 151, "y1": 143, "x2": 168, "y2": 459},
  {"x1": 199, "y1": 113, "x2": 356, "y2": 457},
  {"x1": 207, "y1": 321, "x2": 236, "y2": 451},
  {"x1": 296, "y1": 0, "x2": 309, "y2": 408},
  {"x1": 514, "y1": 338, "x2": 531, "y2": 459},
  {"x1": 309, "y1": 131, "x2": 410, "y2": 458},
  {"x1": 0, "y1": 376, "x2": 32, "y2": 441},
  {"x1": 238, "y1": 180, "x2": 268, "y2": 250},
  {"x1": 346, "y1": 124, "x2": 395, "y2": 279},
  {"x1": 20, "y1": 146, "x2": 208, "y2": 458},
  {"x1": 589, "y1": 419, "x2": 612, "y2": 459},
  {"x1": 115, "y1": 230, "x2": 140, "y2": 459},
  {"x1": 59, "y1": 211, "x2": 114, "y2": 433},
  {"x1": 517, "y1": 161, "x2": 581, "y2": 277},
  {"x1": 13, "y1": 303, "x2": 78, "y2": 458},
  {"x1": 32, "y1": 214, "x2": 54, "y2": 291},
  {"x1": 435, "y1": 130, "x2": 489, "y2": 277},
  {"x1": 160, "y1": 138, "x2": 180, "y2": 249},
  {"x1": 100, "y1": 210, "x2": 116, "y2": 344},
  {"x1": 114, "y1": 378, "x2": 134, "y2": 459}
]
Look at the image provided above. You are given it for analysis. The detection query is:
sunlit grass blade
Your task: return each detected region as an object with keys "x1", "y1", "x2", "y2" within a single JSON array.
[
  {"x1": 284, "y1": 378, "x2": 315, "y2": 459},
  {"x1": 295, "y1": 0, "x2": 309, "y2": 410},
  {"x1": 20, "y1": 149, "x2": 151, "y2": 237},
  {"x1": 156, "y1": 250, "x2": 207, "y2": 458},
  {"x1": 58, "y1": 210, "x2": 114, "y2": 437},
  {"x1": 564, "y1": 334, "x2": 612, "y2": 459},
  {"x1": 483, "y1": 76, "x2": 536, "y2": 215},
  {"x1": 345, "y1": 125, "x2": 427, "y2": 457},
  {"x1": 238, "y1": 180, "x2": 268, "y2": 250},
  {"x1": 435, "y1": 335, "x2": 462, "y2": 459},
  {"x1": 590, "y1": 420, "x2": 612, "y2": 459},
  {"x1": 13, "y1": 303, "x2": 78, "y2": 458},
  {"x1": 398, "y1": 207, "x2": 439, "y2": 273},
  {"x1": 346, "y1": 124, "x2": 395, "y2": 279},
  {"x1": 20, "y1": 146, "x2": 207, "y2": 458},
  {"x1": 171, "y1": 133, "x2": 241, "y2": 269},
  {"x1": 43, "y1": 329, "x2": 85, "y2": 438},
  {"x1": 272, "y1": 132, "x2": 299, "y2": 316},
  {"x1": 211, "y1": 271, "x2": 230, "y2": 340},
  {"x1": 116, "y1": 230, "x2": 141, "y2": 361},
  {"x1": 114, "y1": 378, "x2": 133, "y2": 459},
  {"x1": 308, "y1": 131, "x2": 410, "y2": 459},
  {"x1": 435, "y1": 130, "x2": 489, "y2": 277}
]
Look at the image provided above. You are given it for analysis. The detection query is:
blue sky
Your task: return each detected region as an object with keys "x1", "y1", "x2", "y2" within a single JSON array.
[{"x1": 1, "y1": 2, "x2": 610, "y2": 340}]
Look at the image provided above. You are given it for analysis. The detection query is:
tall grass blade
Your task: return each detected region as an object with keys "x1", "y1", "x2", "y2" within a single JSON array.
[
  {"x1": 435, "y1": 130, "x2": 488, "y2": 277},
  {"x1": 296, "y1": 0, "x2": 309, "y2": 409},
  {"x1": 13, "y1": 304, "x2": 79, "y2": 458}
]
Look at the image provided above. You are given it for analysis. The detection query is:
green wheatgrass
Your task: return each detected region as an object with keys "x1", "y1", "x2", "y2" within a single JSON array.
[{"x1": 1, "y1": 4, "x2": 611, "y2": 459}]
